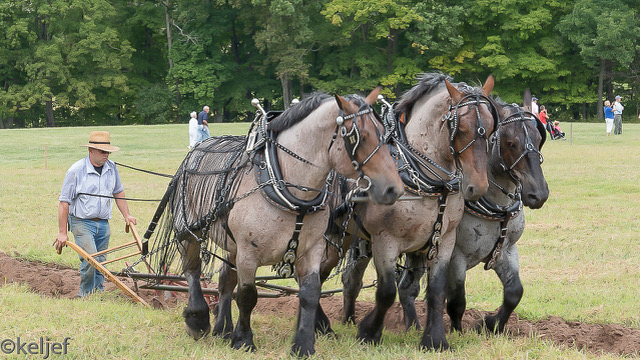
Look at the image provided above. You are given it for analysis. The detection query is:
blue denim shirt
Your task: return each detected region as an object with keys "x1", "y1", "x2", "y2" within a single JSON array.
[{"x1": 59, "y1": 156, "x2": 124, "y2": 219}]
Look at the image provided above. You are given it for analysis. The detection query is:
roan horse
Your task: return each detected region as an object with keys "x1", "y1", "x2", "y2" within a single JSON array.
[
  {"x1": 149, "y1": 88, "x2": 403, "y2": 357},
  {"x1": 341, "y1": 90, "x2": 549, "y2": 336},
  {"x1": 319, "y1": 73, "x2": 497, "y2": 350}
]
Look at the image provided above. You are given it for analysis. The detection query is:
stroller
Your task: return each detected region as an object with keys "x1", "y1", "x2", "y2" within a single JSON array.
[{"x1": 547, "y1": 122, "x2": 566, "y2": 140}]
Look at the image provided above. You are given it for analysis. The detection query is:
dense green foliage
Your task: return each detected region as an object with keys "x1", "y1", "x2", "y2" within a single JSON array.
[{"x1": 2, "y1": 0, "x2": 640, "y2": 127}]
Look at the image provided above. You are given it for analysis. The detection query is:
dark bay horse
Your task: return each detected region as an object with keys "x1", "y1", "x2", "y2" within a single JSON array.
[
  {"x1": 446, "y1": 92, "x2": 549, "y2": 333},
  {"x1": 340, "y1": 90, "x2": 549, "y2": 337},
  {"x1": 320, "y1": 73, "x2": 497, "y2": 350},
  {"x1": 151, "y1": 88, "x2": 403, "y2": 357}
]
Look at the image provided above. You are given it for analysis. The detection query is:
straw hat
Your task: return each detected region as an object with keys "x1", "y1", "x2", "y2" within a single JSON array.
[{"x1": 81, "y1": 131, "x2": 120, "y2": 152}]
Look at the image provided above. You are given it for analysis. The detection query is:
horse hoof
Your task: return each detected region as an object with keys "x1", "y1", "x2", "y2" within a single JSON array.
[
  {"x1": 211, "y1": 328, "x2": 233, "y2": 340},
  {"x1": 474, "y1": 316, "x2": 499, "y2": 334},
  {"x1": 420, "y1": 336, "x2": 451, "y2": 352},
  {"x1": 231, "y1": 341, "x2": 257, "y2": 352},
  {"x1": 185, "y1": 324, "x2": 211, "y2": 340},
  {"x1": 290, "y1": 345, "x2": 315, "y2": 358},
  {"x1": 356, "y1": 334, "x2": 381, "y2": 345},
  {"x1": 341, "y1": 317, "x2": 356, "y2": 326},
  {"x1": 318, "y1": 328, "x2": 338, "y2": 340}
]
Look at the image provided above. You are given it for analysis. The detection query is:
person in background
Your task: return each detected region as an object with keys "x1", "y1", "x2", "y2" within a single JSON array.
[
  {"x1": 53, "y1": 131, "x2": 137, "y2": 297},
  {"x1": 539, "y1": 105, "x2": 549, "y2": 125},
  {"x1": 613, "y1": 95, "x2": 624, "y2": 135},
  {"x1": 188, "y1": 111, "x2": 198, "y2": 149},
  {"x1": 197, "y1": 105, "x2": 212, "y2": 141},
  {"x1": 552, "y1": 120, "x2": 566, "y2": 139},
  {"x1": 603, "y1": 100, "x2": 614, "y2": 136},
  {"x1": 531, "y1": 97, "x2": 539, "y2": 117}
]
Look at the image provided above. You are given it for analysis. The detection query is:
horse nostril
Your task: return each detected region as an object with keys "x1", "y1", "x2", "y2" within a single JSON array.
[{"x1": 382, "y1": 186, "x2": 402, "y2": 203}]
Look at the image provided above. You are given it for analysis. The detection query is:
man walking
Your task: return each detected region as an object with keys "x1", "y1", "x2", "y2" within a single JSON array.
[
  {"x1": 197, "y1": 105, "x2": 212, "y2": 141},
  {"x1": 613, "y1": 95, "x2": 624, "y2": 135},
  {"x1": 53, "y1": 131, "x2": 137, "y2": 297}
]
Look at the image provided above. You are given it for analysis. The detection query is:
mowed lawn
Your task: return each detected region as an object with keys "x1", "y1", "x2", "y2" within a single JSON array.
[{"x1": 0, "y1": 122, "x2": 638, "y2": 359}]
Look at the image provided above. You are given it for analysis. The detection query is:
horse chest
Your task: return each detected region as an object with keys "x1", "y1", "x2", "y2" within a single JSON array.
[{"x1": 455, "y1": 211, "x2": 525, "y2": 265}]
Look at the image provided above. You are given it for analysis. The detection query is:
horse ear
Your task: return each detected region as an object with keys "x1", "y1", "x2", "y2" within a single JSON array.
[
  {"x1": 445, "y1": 80, "x2": 464, "y2": 103},
  {"x1": 481, "y1": 74, "x2": 495, "y2": 96},
  {"x1": 364, "y1": 86, "x2": 382, "y2": 106},
  {"x1": 522, "y1": 88, "x2": 532, "y2": 111},
  {"x1": 334, "y1": 94, "x2": 359, "y2": 114}
]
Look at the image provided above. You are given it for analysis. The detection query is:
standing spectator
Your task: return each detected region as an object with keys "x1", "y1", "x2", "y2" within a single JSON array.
[
  {"x1": 603, "y1": 100, "x2": 614, "y2": 136},
  {"x1": 188, "y1": 111, "x2": 198, "y2": 149},
  {"x1": 53, "y1": 131, "x2": 137, "y2": 297},
  {"x1": 197, "y1": 106, "x2": 212, "y2": 141},
  {"x1": 613, "y1": 95, "x2": 624, "y2": 135},
  {"x1": 539, "y1": 105, "x2": 549, "y2": 125},
  {"x1": 531, "y1": 97, "x2": 539, "y2": 117}
]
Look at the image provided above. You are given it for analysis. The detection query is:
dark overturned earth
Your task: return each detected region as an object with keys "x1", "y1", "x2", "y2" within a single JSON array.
[{"x1": 1, "y1": 251, "x2": 639, "y2": 356}]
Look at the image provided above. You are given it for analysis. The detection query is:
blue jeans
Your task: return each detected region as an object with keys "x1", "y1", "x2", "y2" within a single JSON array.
[
  {"x1": 69, "y1": 216, "x2": 110, "y2": 297},
  {"x1": 198, "y1": 125, "x2": 210, "y2": 142}
]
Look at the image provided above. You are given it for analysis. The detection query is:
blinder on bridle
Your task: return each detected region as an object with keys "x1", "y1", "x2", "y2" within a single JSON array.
[
  {"x1": 443, "y1": 93, "x2": 496, "y2": 171},
  {"x1": 331, "y1": 103, "x2": 384, "y2": 189},
  {"x1": 493, "y1": 105, "x2": 545, "y2": 178}
]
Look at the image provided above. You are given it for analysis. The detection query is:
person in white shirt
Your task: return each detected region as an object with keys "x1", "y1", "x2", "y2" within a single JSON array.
[
  {"x1": 531, "y1": 97, "x2": 539, "y2": 117},
  {"x1": 54, "y1": 131, "x2": 137, "y2": 297},
  {"x1": 613, "y1": 95, "x2": 624, "y2": 135},
  {"x1": 188, "y1": 111, "x2": 198, "y2": 149}
]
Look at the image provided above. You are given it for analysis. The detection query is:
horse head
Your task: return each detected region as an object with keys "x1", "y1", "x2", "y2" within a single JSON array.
[
  {"x1": 490, "y1": 93, "x2": 549, "y2": 209},
  {"x1": 332, "y1": 88, "x2": 403, "y2": 205},
  {"x1": 444, "y1": 75, "x2": 496, "y2": 201}
]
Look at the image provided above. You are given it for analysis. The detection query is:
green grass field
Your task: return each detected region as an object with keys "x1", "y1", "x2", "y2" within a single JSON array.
[{"x1": 1, "y1": 122, "x2": 638, "y2": 359}]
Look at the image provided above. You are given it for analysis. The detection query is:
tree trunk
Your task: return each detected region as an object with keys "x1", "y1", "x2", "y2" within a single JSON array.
[
  {"x1": 597, "y1": 58, "x2": 604, "y2": 121},
  {"x1": 582, "y1": 101, "x2": 588, "y2": 121},
  {"x1": 605, "y1": 59, "x2": 613, "y2": 101},
  {"x1": 281, "y1": 75, "x2": 292, "y2": 109},
  {"x1": 46, "y1": 98, "x2": 55, "y2": 127},
  {"x1": 164, "y1": 0, "x2": 181, "y2": 120}
]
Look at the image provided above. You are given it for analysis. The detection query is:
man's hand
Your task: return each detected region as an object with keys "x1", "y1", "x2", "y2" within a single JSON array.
[
  {"x1": 125, "y1": 215, "x2": 137, "y2": 226},
  {"x1": 53, "y1": 233, "x2": 68, "y2": 254}
]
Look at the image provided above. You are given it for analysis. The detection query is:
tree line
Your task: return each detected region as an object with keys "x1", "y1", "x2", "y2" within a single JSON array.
[{"x1": 1, "y1": 0, "x2": 639, "y2": 128}]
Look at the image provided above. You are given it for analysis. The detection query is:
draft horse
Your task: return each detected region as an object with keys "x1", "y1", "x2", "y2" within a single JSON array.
[
  {"x1": 150, "y1": 88, "x2": 403, "y2": 357},
  {"x1": 341, "y1": 90, "x2": 549, "y2": 337},
  {"x1": 320, "y1": 73, "x2": 497, "y2": 350}
]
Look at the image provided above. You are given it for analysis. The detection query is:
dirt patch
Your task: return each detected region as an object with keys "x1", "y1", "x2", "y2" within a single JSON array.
[{"x1": 1, "y1": 252, "x2": 639, "y2": 356}]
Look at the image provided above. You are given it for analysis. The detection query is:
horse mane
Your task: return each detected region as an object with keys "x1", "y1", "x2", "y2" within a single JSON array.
[
  {"x1": 269, "y1": 92, "x2": 370, "y2": 132},
  {"x1": 397, "y1": 72, "x2": 486, "y2": 119},
  {"x1": 268, "y1": 92, "x2": 332, "y2": 132}
]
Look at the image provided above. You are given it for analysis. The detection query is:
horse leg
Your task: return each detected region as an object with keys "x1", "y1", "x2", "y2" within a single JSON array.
[
  {"x1": 397, "y1": 252, "x2": 426, "y2": 331},
  {"x1": 357, "y1": 244, "x2": 397, "y2": 345},
  {"x1": 181, "y1": 239, "x2": 211, "y2": 340},
  {"x1": 212, "y1": 257, "x2": 237, "y2": 339},
  {"x1": 228, "y1": 251, "x2": 258, "y2": 352},
  {"x1": 446, "y1": 252, "x2": 467, "y2": 333},
  {"x1": 478, "y1": 247, "x2": 523, "y2": 333},
  {"x1": 292, "y1": 264, "x2": 322, "y2": 357},
  {"x1": 315, "y1": 253, "x2": 337, "y2": 337},
  {"x1": 341, "y1": 244, "x2": 371, "y2": 325},
  {"x1": 420, "y1": 256, "x2": 451, "y2": 351}
]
